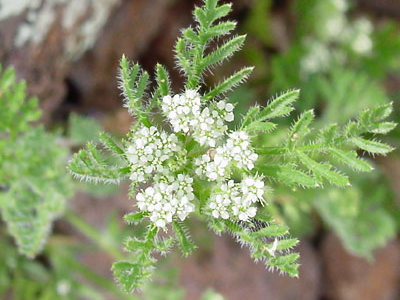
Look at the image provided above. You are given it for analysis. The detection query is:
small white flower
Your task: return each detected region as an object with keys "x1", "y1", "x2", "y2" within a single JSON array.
[
  {"x1": 225, "y1": 112, "x2": 234, "y2": 122},
  {"x1": 351, "y1": 33, "x2": 372, "y2": 54},
  {"x1": 162, "y1": 90, "x2": 235, "y2": 147},
  {"x1": 241, "y1": 176, "x2": 264, "y2": 204},
  {"x1": 126, "y1": 125, "x2": 181, "y2": 185},
  {"x1": 207, "y1": 180, "x2": 239, "y2": 220},
  {"x1": 325, "y1": 15, "x2": 346, "y2": 38},
  {"x1": 231, "y1": 197, "x2": 258, "y2": 222},
  {"x1": 195, "y1": 148, "x2": 231, "y2": 181},
  {"x1": 135, "y1": 173, "x2": 195, "y2": 229},
  {"x1": 207, "y1": 177, "x2": 265, "y2": 222},
  {"x1": 57, "y1": 280, "x2": 71, "y2": 296},
  {"x1": 225, "y1": 131, "x2": 258, "y2": 170},
  {"x1": 300, "y1": 40, "x2": 331, "y2": 76},
  {"x1": 162, "y1": 90, "x2": 201, "y2": 133},
  {"x1": 331, "y1": 0, "x2": 348, "y2": 12}
]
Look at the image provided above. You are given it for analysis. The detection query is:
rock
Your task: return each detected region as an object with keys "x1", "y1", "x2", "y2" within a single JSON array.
[
  {"x1": 67, "y1": 0, "x2": 255, "y2": 113},
  {"x1": 68, "y1": 0, "x2": 176, "y2": 112},
  {"x1": 0, "y1": 0, "x2": 254, "y2": 121},
  {"x1": 0, "y1": 0, "x2": 124, "y2": 122},
  {"x1": 321, "y1": 232, "x2": 400, "y2": 300},
  {"x1": 178, "y1": 235, "x2": 321, "y2": 300}
]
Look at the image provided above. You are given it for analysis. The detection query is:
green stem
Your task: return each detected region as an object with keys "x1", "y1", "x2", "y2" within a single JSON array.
[
  {"x1": 256, "y1": 143, "x2": 326, "y2": 155},
  {"x1": 64, "y1": 210, "x2": 124, "y2": 261}
]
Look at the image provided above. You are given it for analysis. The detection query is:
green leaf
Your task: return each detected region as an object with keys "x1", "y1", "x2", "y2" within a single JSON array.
[
  {"x1": 99, "y1": 132, "x2": 124, "y2": 155},
  {"x1": 367, "y1": 122, "x2": 397, "y2": 134},
  {"x1": 241, "y1": 105, "x2": 261, "y2": 128},
  {"x1": 68, "y1": 144, "x2": 129, "y2": 184},
  {"x1": 156, "y1": 64, "x2": 170, "y2": 97},
  {"x1": 0, "y1": 128, "x2": 71, "y2": 258},
  {"x1": 210, "y1": 4, "x2": 232, "y2": 21},
  {"x1": 267, "y1": 253, "x2": 300, "y2": 277},
  {"x1": 119, "y1": 56, "x2": 140, "y2": 113},
  {"x1": 287, "y1": 110, "x2": 314, "y2": 150},
  {"x1": 0, "y1": 66, "x2": 72, "y2": 258},
  {"x1": 203, "y1": 21, "x2": 237, "y2": 41},
  {"x1": 134, "y1": 71, "x2": 150, "y2": 105},
  {"x1": 257, "y1": 165, "x2": 317, "y2": 188},
  {"x1": 252, "y1": 225, "x2": 289, "y2": 238},
  {"x1": 257, "y1": 89, "x2": 299, "y2": 121},
  {"x1": 208, "y1": 218, "x2": 226, "y2": 233},
  {"x1": 197, "y1": 1, "x2": 232, "y2": 28},
  {"x1": 222, "y1": 220, "x2": 299, "y2": 277},
  {"x1": 297, "y1": 151, "x2": 350, "y2": 187},
  {"x1": 124, "y1": 212, "x2": 146, "y2": 224},
  {"x1": 175, "y1": 38, "x2": 192, "y2": 75},
  {"x1": 154, "y1": 237, "x2": 174, "y2": 253},
  {"x1": 205, "y1": 67, "x2": 253, "y2": 100},
  {"x1": 245, "y1": 121, "x2": 276, "y2": 133},
  {"x1": 351, "y1": 137, "x2": 393, "y2": 155},
  {"x1": 112, "y1": 261, "x2": 153, "y2": 294},
  {"x1": 314, "y1": 177, "x2": 397, "y2": 258},
  {"x1": 328, "y1": 148, "x2": 372, "y2": 172},
  {"x1": 200, "y1": 35, "x2": 246, "y2": 70},
  {"x1": 370, "y1": 102, "x2": 393, "y2": 121},
  {"x1": 320, "y1": 124, "x2": 338, "y2": 144},
  {"x1": 277, "y1": 238, "x2": 299, "y2": 251},
  {"x1": 172, "y1": 221, "x2": 197, "y2": 257},
  {"x1": 183, "y1": 28, "x2": 199, "y2": 44},
  {"x1": 124, "y1": 238, "x2": 148, "y2": 251},
  {"x1": 194, "y1": 7, "x2": 208, "y2": 28},
  {"x1": 0, "y1": 66, "x2": 15, "y2": 90}
]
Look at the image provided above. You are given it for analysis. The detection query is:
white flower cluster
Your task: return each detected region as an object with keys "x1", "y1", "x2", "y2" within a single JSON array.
[
  {"x1": 300, "y1": 39, "x2": 331, "y2": 76},
  {"x1": 195, "y1": 131, "x2": 258, "y2": 181},
  {"x1": 136, "y1": 174, "x2": 195, "y2": 228},
  {"x1": 162, "y1": 90, "x2": 234, "y2": 147},
  {"x1": 126, "y1": 125, "x2": 181, "y2": 184},
  {"x1": 350, "y1": 18, "x2": 373, "y2": 54},
  {"x1": 331, "y1": 0, "x2": 348, "y2": 12},
  {"x1": 126, "y1": 89, "x2": 263, "y2": 227},
  {"x1": 192, "y1": 128, "x2": 263, "y2": 222},
  {"x1": 300, "y1": 0, "x2": 374, "y2": 76},
  {"x1": 208, "y1": 177, "x2": 264, "y2": 221}
]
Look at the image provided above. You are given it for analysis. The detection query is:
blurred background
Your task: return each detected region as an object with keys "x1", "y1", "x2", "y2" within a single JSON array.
[{"x1": 1, "y1": 0, "x2": 400, "y2": 299}]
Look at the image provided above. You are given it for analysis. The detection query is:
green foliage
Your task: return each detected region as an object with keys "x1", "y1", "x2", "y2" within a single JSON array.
[
  {"x1": 176, "y1": 0, "x2": 249, "y2": 91},
  {"x1": 255, "y1": 102, "x2": 395, "y2": 189},
  {"x1": 314, "y1": 172, "x2": 397, "y2": 258},
  {"x1": 0, "y1": 65, "x2": 41, "y2": 137},
  {"x1": 112, "y1": 225, "x2": 159, "y2": 293},
  {"x1": 172, "y1": 221, "x2": 197, "y2": 257},
  {"x1": 216, "y1": 217, "x2": 299, "y2": 276},
  {"x1": 238, "y1": 0, "x2": 400, "y2": 257},
  {"x1": 0, "y1": 231, "x2": 108, "y2": 300},
  {"x1": 0, "y1": 66, "x2": 72, "y2": 258},
  {"x1": 68, "y1": 133, "x2": 129, "y2": 184}
]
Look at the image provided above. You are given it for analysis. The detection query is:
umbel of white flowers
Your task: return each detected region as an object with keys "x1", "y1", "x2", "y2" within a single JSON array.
[{"x1": 125, "y1": 90, "x2": 264, "y2": 229}]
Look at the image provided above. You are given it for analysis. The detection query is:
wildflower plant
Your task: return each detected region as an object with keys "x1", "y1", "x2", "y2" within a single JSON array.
[
  {"x1": 0, "y1": 65, "x2": 73, "y2": 258},
  {"x1": 68, "y1": 0, "x2": 395, "y2": 293}
]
